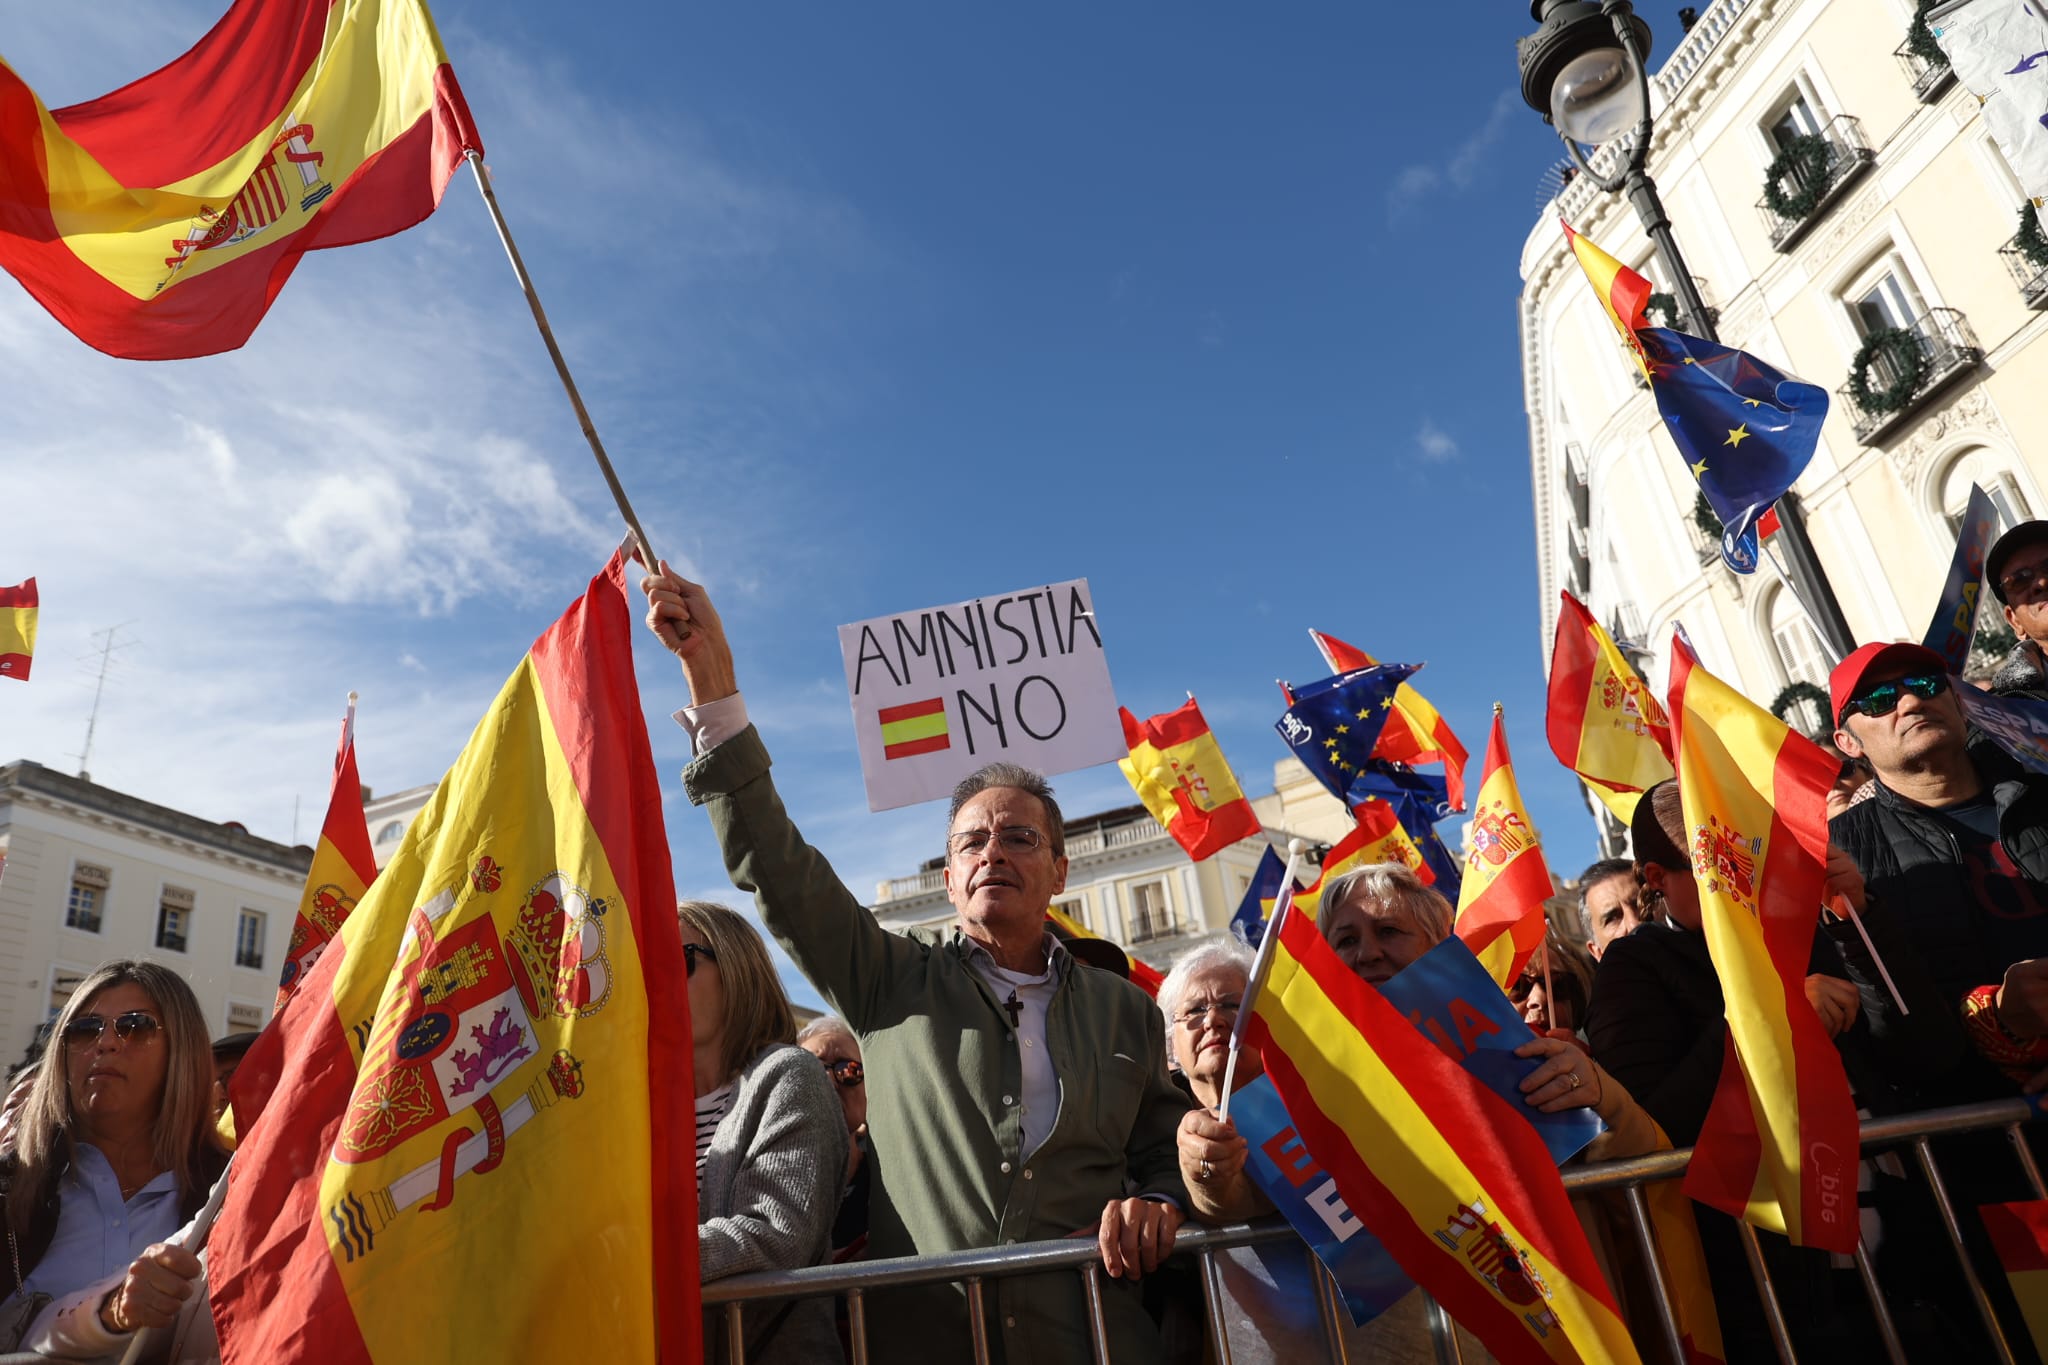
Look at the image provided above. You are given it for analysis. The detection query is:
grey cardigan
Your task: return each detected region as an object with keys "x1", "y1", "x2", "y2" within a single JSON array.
[{"x1": 700, "y1": 1041, "x2": 850, "y2": 1365}]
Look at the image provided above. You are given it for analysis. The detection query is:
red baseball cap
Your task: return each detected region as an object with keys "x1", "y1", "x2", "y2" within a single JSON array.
[{"x1": 1828, "y1": 641, "x2": 1948, "y2": 726}]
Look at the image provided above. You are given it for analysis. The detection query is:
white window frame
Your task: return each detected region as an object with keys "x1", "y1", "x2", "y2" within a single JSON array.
[
  {"x1": 156, "y1": 885, "x2": 194, "y2": 954},
  {"x1": 235, "y1": 908, "x2": 268, "y2": 972},
  {"x1": 1126, "y1": 879, "x2": 1175, "y2": 944},
  {"x1": 65, "y1": 861, "x2": 109, "y2": 935}
]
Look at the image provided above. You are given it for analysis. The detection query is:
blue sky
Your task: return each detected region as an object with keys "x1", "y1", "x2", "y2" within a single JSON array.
[{"x1": 0, "y1": 4, "x2": 1604, "y2": 1012}]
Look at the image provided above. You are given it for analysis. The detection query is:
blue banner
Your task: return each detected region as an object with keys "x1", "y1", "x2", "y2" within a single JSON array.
[
  {"x1": 1229, "y1": 936, "x2": 1603, "y2": 1324},
  {"x1": 1924, "y1": 484, "x2": 1996, "y2": 674},
  {"x1": 1954, "y1": 676, "x2": 2048, "y2": 775}
]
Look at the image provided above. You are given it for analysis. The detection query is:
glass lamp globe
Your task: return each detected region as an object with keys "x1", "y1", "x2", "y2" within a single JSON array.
[{"x1": 1550, "y1": 46, "x2": 1645, "y2": 144}]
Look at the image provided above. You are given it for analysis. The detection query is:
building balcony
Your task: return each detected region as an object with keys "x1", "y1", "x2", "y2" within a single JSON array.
[
  {"x1": 1756, "y1": 116, "x2": 1876, "y2": 253},
  {"x1": 1835, "y1": 307, "x2": 1983, "y2": 445},
  {"x1": 1893, "y1": 36, "x2": 1955, "y2": 104},
  {"x1": 236, "y1": 948, "x2": 264, "y2": 970},
  {"x1": 2001, "y1": 230, "x2": 2048, "y2": 310}
]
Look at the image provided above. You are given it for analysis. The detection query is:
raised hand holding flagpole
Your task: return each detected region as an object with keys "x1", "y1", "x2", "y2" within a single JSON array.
[{"x1": 1218, "y1": 838, "x2": 1307, "y2": 1125}]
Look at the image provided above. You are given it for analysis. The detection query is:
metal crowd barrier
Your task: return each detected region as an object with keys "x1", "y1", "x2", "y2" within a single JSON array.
[{"x1": 702, "y1": 1097, "x2": 2046, "y2": 1365}]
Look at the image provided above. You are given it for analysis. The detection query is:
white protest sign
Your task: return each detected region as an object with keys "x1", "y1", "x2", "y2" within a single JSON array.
[{"x1": 839, "y1": 578, "x2": 1124, "y2": 812}]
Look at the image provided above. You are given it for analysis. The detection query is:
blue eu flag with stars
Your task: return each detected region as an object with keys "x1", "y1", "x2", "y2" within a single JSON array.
[
  {"x1": 1348, "y1": 760, "x2": 1463, "y2": 902},
  {"x1": 1642, "y1": 326, "x2": 1826, "y2": 574},
  {"x1": 1275, "y1": 663, "x2": 1418, "y2": 803}
]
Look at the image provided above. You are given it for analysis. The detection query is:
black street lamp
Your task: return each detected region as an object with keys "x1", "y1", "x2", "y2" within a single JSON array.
[{"x1": 1517, "y1": 0, "x2": 1858, "y2": 662}]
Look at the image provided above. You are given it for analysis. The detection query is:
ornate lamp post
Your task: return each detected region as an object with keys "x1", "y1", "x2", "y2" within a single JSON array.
[{"x1": 1517, "y1": 0, "x2": 1857, "y2": 661}]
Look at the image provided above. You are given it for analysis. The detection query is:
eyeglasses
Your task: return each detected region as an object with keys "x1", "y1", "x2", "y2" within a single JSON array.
[
  {"x1": 684, "y1": 943, "x2": 718, "y2": 977},
  {"x1": 2002, "y1": 562, "x2": 2048, "y2": 600},
  {"x1": 62, "y1": 1011, "x2": 161, "y2": 1046},
  {"x1": 1173, "y1": 998, "x2": 1241, "y2": 1029},
  {"x1": 946, "y1": 826, "x2": 1046, "y2": 859},
  {"x1": 819, "y1": 1056, "x2": 864, "y2": 1088},
  {"x1": 1843, "y1": 671, "x2": 1948, "y2": 720}
]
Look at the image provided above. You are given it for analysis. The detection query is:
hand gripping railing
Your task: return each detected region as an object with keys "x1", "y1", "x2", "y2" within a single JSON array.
[{"x1": 702, "y1": 1097, "x2": 2045, "y2": 1365}]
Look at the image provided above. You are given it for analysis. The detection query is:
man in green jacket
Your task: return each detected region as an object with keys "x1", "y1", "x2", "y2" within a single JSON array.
[{"x1": 644, "y1": 562, "x2": 1190, "y2": 1364}]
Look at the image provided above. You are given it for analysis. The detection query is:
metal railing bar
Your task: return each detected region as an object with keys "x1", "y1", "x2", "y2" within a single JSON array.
[
  {"x1": 1850, "y1": 1239, "x2": 1909, "y2": 1365},
  {"x1": 1198, "y1": 1248, "x2": 1235, "y2": 1365},
  {"x1": 1619, "y1": 1183, "x2": 1688, "y2": 1365},
  {"x1": 1911, "y1": 1135, "x2": 2019, "y2": 1365},
  {"x1": 2009, "y1": 1123, "x2": 2048, "y2": 1201},
  {"x1": 1734, "y1": 1221, "x2": 1798, "y2": 1365},
  {"x1": 722, "y1": 1303, "x2": 746, "y2": 1365},
  {"x1": 1308, "y1": 1255, "x2": 1352, "y2": 1365},
  {"x1": 846, "y1": 1288, "x2": 868, "y2": 1365},
  {"x1": 1079, "y1": 1264, "x2": 1112, "y2": 1365},
  {"x1": 1424, "y1": 1293, "x2": 1466, "y2": 1365},
  {"x1": 964, "y1": 1277, "x2": 992, "y2": 1365}
]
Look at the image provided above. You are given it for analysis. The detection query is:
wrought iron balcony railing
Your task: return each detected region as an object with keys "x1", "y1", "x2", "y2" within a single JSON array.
[
  {"x1": 236, "y1": 947, "x2": 264, "y2": 970},
  {"x1": 1756, "y1": 115, "x2": 1876, "y2": 252},
  {"x1": 1893, "y1": 36, "x2": 1955, "y2": 103},
  {"x1": 2001, "y1": 230, "x2": 2048, "y2": 310},
  {"x1": 1835, "y1": 307, "x2": 1983, "y2": 444}
]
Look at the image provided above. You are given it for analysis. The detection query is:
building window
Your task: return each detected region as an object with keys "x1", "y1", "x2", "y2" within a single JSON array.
[
  {"x1": 1850, "y1": 264, "x2": 1927, "y2": 339},
  {"x1": 1127, "y1": 881, "x2": 1175, "y2": 943},
  {"x1": 236, "y1": 909, "x2": 267, "y2": 971},
  {"x1": 376, "y1": 820, "x2": 406, "y2": 844},
  {"x1": 1940, "y1": 452, "x2": 2034, "y2": 537},
  {"x1": 65, "y1": 863, "x2": 109, "y2": 933},
  {"x1": 225, "y1": 1000, "x2": 267, "y2": 1033},
  {"x1": 1051, "y1": 896, "x2": 1087, "y2": 931},
  {"x1": 1766, "y1": 91, "x2": 1824, "y2": 152},
  {"x1": 157, "y1": 887, "x2": 193, "y2": 953},
  {"x1": 1767, "y1": 588, "x2": 1832, "y2": 734},
  {"x1": 46, "y1": 967, "x2": 86, "y2": 1022}
]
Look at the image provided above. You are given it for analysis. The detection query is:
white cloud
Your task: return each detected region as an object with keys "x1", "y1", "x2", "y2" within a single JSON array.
[
  {"x1": 1386, "y1": 89, "x2": 1522, "y2": 225},
  {"x1": 1416, "y1": 418, "x2": 1460, "y2": 462}
]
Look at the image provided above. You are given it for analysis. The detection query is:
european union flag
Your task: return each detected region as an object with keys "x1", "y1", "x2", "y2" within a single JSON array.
[
  {"x1": 1642, "y1": 326, "x2": 1826, "y2": 575},
  {"x1": 1228, "y1": 845, "x2": 1290, "y2": 948},
  {"x1": 1349, "y1": 760, "x2": 1463, "y2": 901},
  {"x1": 1275, "y1": 664, "x2": 1418, "y2": 803}
]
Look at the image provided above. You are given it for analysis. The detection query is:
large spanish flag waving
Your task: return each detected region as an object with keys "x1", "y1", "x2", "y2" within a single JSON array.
[
  {"x1": 1248, "y1": 909, "x2": 1640, "y2": 1364},
  {"x1": 0, "y1": 0, "x2": 480, "y2": 360},
  {"x1": 0, "y1": 578, "x2": 34, "y2": 681},
  {"x1": 211, "y1": 551, "x2": 698, "y2": 1364},
  {"x1": 1118, "y1": 698, "x2": 1263, "y2": 860},
  {"x1": 1454, "y1": 709, "x2": 1554, "y2": 990},
  {"x1": 1667, "y1": 634, "x2": 1858, "y2": 1253},
  {"x1": 1561, "y1": 221, "x2": 1651, "y2": 379},
  {"x1": 1309, "y1": 628, "x2": 1470, "y2": 810},
  {"x1": 274, "y1": 696, "x2": 380, "y2": 1012},
  {"x1": 1547, "y1": 591, "x2": 1674, "y2": 825}
]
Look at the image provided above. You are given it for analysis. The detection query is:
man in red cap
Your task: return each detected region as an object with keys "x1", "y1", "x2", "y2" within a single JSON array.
[
  {"x1": 1987, "y1": 519, "x2": 2048, "y2": 701},
  {"x1": 1829, "y1": 639, "x2": 2048, "y2": 1101}
]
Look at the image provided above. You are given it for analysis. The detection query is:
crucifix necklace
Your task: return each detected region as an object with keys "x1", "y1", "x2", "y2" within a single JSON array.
[{"x1": 1003, "y1": 990, "x2": 1023, "y2": 1029}]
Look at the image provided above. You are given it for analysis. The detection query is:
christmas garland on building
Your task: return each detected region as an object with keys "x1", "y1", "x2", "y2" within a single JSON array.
[
  {"x1": 1846, "y1": 327, "x2": 1926, "y2": 415},
  {"x1": 1692, "y1": 490, "x2": 1721, "y2": 543},
  {"x1": 1907, "y1": 0, "x2": 1946, "y2": 66},
  {"x1": 1762, "y1": 134, "x2": 1833, "y2": 221},
  {"x1": 2018, "y1": 201, "x2": 2048, "y2": 270},
  {"x1": 1646, "y1": 291, "x2": 1679, "y2": 328},
  {"x1": 1769, "y1": 682, "x2": 1833, "y2": 734}
]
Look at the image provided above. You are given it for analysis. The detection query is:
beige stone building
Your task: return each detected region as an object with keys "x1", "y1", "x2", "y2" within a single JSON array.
[
  {"x1": 1521, "y1": 0, "x2": 2048, "y2": 845},
  {"x1": 0, "y1": 761, "x2": 310, "y2": 1068}
]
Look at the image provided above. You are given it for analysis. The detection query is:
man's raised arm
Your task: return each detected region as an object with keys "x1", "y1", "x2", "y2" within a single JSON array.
[{"x1": 643, "y1": 561, "x2": 915, "y2": 1028}]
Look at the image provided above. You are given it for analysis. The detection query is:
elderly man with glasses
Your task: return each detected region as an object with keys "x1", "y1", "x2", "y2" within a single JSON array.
[
  {"x1": 1828, "y1": 640, "x2": 2048, "y2": 1101},
  {"x1": 641, "y1": 562, "x2": 1188, "y2": 1365},
  {"x1": 1988, "y1": 520, "x2": 2048, "y2": 702}
]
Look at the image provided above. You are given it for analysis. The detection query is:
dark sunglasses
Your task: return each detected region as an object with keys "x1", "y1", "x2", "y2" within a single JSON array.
[
  {"x1": 63, "y1": 1011, "x2": 161, "y2": 1045},
  {"x1": 1843, "y1": 671, "x2": 1947, "y2": 720},
  {"x1": 684, "y1": 943, "x2": 718, "y2": 977},
  {"x1": 819, "y1": 1056, "x2": 864, "y2": 1088}
]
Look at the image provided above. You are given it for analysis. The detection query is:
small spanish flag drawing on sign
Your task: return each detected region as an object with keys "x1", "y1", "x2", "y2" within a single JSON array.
[{"x1": 880, "y1": 697, "x2": 950, "y2": 760}]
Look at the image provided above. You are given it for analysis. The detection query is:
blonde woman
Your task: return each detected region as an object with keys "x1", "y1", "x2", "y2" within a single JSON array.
[
  {"x1": 683, "y1": 901, "x2": 849, "y2": 1365},
  {"x1": 0, "y1": 961, "x2": 226, "y2": 1355}
]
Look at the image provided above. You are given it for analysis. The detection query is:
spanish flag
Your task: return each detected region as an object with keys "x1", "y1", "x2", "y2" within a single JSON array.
[
  {"x1": 1667, "y1": 634, "x2": 1858, "y2": 1253},
  {"x1": 0, "y1": 578, "x2": 34, "y2": 681},
  {"x1": 1247, "y1": 908, "x2": 1641, "y2": 1364},
  {"x1": 273, "y1": 697, "x2": 380, "y2": 1012},
  {"x1": 1981, "y1": 1200, "x2": 2048, "y2": 1357},
  {"x1": 1045, "y1": 905, "x2": 1165, "y2": 997},
  {"x1": 1561, "y1": 221, "x2": 1651, "y2": 380},
  {"x1": 1546, "y1": 591, "x2": 1674, "y2": 826},
  {"x1": 0, "y1": 0, "x2": 481, "y2": 360},
  {"x1": 1118, "y1": 698, "x2": 1262, "y2": 860},
  {"x1": 1453, "y1": 710, "x2": 1554, "y2": 990},
  {"x1": 211, "y1": 551, "x2": 698, "y2": 1364},
  {"x1": 1309, "y1": 629, "x2": 1470, "y2": 810},
  {"x1": 1289, "y1": 801, "x2": 1433, "y2": 920}
]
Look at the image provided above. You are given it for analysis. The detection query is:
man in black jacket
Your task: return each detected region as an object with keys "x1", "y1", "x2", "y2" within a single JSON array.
[
  {"x1": 1987, "y1": 520, "x2": 2048, "y2": 701},
  {"x1": 1829, "y1": 640, "x2": 2048, "y2": 1103}
]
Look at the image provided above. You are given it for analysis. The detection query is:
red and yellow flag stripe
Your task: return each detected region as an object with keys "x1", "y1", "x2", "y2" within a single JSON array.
[
  {"x1": 274, "y1": 702, "x2": 381, "y2": 1011},
  {"x1": 1561, "y1": 222, "x2": 1651, "y2": 354},
  {"x1": 1310, "y1": 629, "x2": 1469, "y2": 809},
  {"x1": 0, "y1": 0, "x2": 480, "y2": 359},
  {"x1": 0, "y1": 577, "x2": 35, "y2": 681},
  {"x1": 1249, "y1": 910, "x2": 1639, "y2": 1364},
  {"x1": 1291, "y1": 801, "x2": 1431, "y2": 921},
  {"x1": 1668, "y1": 636, "x2": 1858, "y2": 1252},
  {"x1": 1547, "y1": 590, "x2": 1674, "y2": 826},
  {"x1": 1454, "y1": 711, "x2": 1554, "y2": 989},
  {"x1": 1117, "y1": 698, "x2": 1262, "y2": 860}
]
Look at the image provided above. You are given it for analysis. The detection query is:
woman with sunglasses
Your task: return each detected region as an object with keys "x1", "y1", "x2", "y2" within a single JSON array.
[
  {"x1": 795, "y1": 1017, "x2": 870, "y2": 1261},
  {"x1": 0, "y1": 962, "x2": 225, "y2": 1355},
  {"x1": 682, "y1": 901, "x2": 850, "y2": 1365}
]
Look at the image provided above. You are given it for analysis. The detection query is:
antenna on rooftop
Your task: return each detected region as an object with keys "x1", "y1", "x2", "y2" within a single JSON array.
[{"x1": 74, "y1": 623, "x2": 133, "y2": 782}]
